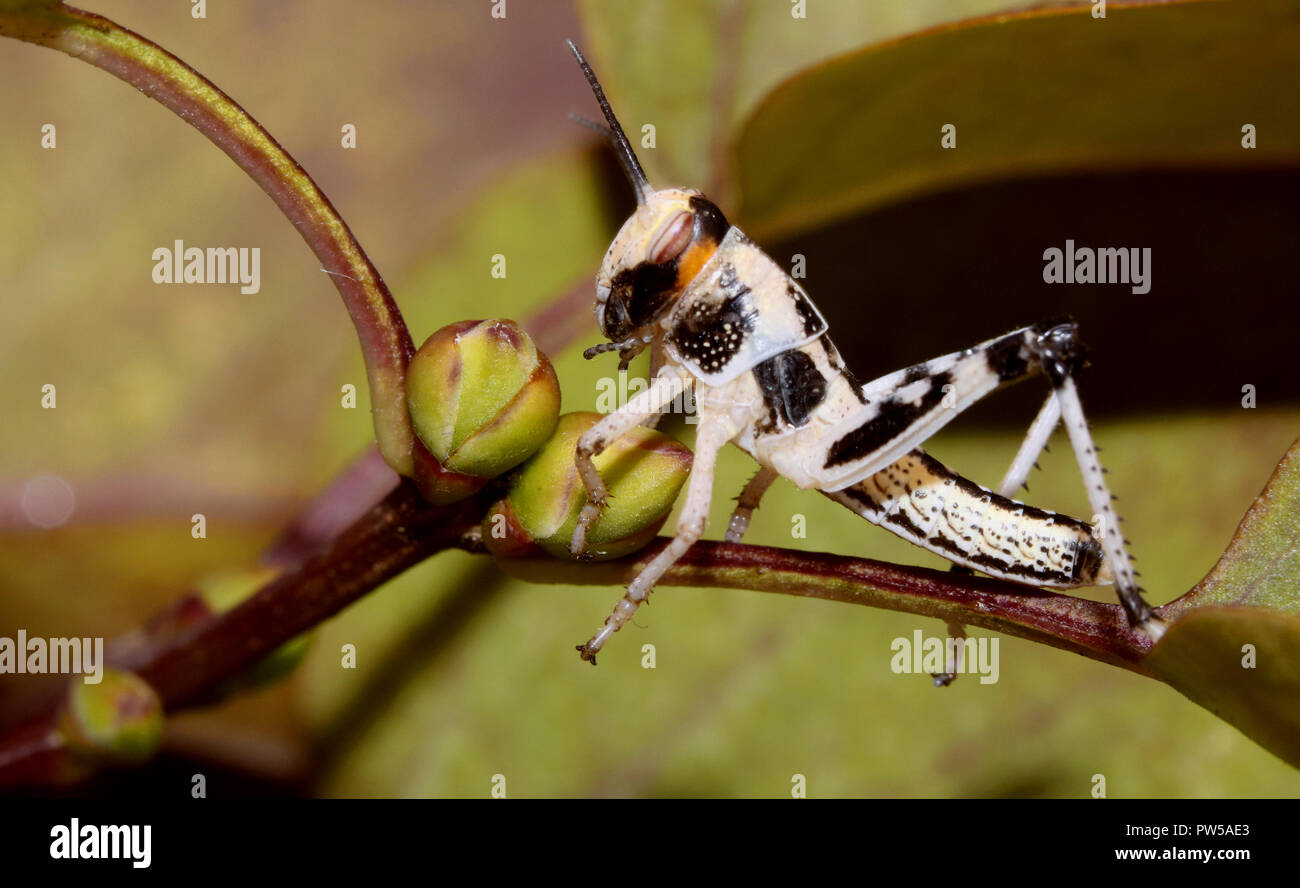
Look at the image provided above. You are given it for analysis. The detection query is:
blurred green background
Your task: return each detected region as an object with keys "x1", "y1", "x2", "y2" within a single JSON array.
[{"x1": 1, "y1": 0, "x2": 1298, "y2": 797}]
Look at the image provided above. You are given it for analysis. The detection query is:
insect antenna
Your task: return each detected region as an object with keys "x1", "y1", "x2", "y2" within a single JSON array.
[
  {"x1": 566, "y1": 39, "x2": 650, "y2": 204},
  {"x1": 568, "y1": 113, "x2": 614, "y2": 140}
]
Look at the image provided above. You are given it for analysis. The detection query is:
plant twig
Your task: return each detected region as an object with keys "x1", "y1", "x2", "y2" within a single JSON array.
[
  {"x1": 261, "y1": 448, "x2": 400, "y2": 569},
  {"x1": 0, "y1": 473, "x2": 1164, "y2": 788},
  {"x1": 139, "y1": 481, "x2": 488, "y2": 709},
  {"x1": 494, "y1": 540, "x2": 1156, "y2": 672}
]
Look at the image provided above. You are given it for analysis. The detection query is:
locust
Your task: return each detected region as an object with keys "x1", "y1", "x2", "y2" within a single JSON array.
[{"x1": 563, "y1": 40, "x2": 1163, "y2": 665}]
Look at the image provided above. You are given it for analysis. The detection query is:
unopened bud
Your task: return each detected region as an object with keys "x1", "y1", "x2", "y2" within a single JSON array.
[
  {"x1": 485, "y1": 412, "x2": 692, "y2": 560},
  {"x1": 60, "y1": 668, "x2": 164, "y2": 765},
  {"x1": 406, "y1": 319, "x2": 561, "y2": 503}
]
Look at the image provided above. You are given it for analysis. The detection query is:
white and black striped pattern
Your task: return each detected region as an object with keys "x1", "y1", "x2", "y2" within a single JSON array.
[{"x1": 827, "y1": 449, "x2": 1108, "y2": 588}]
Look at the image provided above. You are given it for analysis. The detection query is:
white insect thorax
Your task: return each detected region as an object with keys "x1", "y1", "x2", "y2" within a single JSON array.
[{"x1": 662, "y1": 228, "x2": 828, "y2": 384}]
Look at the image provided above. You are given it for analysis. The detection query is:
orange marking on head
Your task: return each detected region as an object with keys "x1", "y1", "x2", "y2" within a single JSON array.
[{"x1": 674, "y1": 238, "x2": 718, "y2": 290}]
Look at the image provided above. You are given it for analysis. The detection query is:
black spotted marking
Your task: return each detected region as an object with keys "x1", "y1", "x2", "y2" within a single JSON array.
[
  {"x1": 823, "y1": 372, "x2": 951, "y2": 468},
  {"x1": 667, "y1": 262, "x2": 757, "y2": 375},
  {"x1": 921, "y1": 529, "x2": 1076, "y2": 584},
  {"x1": 985, "y1": 332, "x2": 1033, "y2": 383},
  {"x1": 689, "y1": 195, "x2": 730, "y2": 243},
  {"x1": 912, "y1": 451, "x2": 1092, "y2": 532},
  {"x1": 753, "y1": 350, "x2": 827, "y2": 432},
  {"x1": 787, "y1": 283, "x2": 827, "y2": 338},
  {"x1": 913, "y1": 451, "x2": 1101, "y2": 582},
  {"x1": 835, "y1": 475, "x2": 1092, "y2": 585}
]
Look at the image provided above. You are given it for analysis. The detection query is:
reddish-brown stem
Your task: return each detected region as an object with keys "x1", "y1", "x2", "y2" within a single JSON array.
[
  {"x1": 0, "y1": 477, "x2": 1164, "y2": 788},
  {"x1": 495, "y1": 540, "x2": 1156, "y2": 672},
  {"x1": 140, "y1": 481, "x2": 488, "y2": 709},
  {"x1": 261, "y1": 448, "x2": 401, "y2": 569}
]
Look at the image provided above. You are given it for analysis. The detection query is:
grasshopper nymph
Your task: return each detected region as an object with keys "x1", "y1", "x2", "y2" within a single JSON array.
[{"x1": 564, "y1": 40, "x2": 1162, "y2": 665}]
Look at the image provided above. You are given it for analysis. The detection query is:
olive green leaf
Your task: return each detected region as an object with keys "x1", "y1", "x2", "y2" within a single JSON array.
[
  {"x1": 576, "y1": 0, "x2": 1017, "y2": 194},
  {"x1": 1147, "y1": 437, "x2": 1300, "y2": 767},
  {"x1": 734, "y1": 0, "x2": 1300, "y2": 240}
]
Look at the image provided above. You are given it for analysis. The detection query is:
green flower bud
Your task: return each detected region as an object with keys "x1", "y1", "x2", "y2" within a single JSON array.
[
  {"x1": 60, "y1": 669, "x2": 164, "y2": 765},
  {"x1": 484, "y1": 411, "x2": 693, "y2": 560},
  {"x1": 406, "y1": 319, "x2": 561, "y2": 503},
  {"x1": 196, "y1": 568, "x2": 312, "y2": 690}
]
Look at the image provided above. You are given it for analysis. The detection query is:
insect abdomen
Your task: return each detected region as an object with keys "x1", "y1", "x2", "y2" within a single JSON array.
[{"x1": 825, "y1": 449, "x2": 1109, "y2": 588}]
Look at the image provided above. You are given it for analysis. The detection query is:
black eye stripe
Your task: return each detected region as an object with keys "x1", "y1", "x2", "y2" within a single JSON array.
[
  {"x1": 610, "y1": 256, "x2": 679, "y2": 328},
  {"x1": 603, "y1": 196, "x2": 730, "y2": 340}
]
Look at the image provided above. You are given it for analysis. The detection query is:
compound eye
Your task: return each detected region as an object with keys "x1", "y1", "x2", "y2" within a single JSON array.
[{"x1": 648, "y1": 210, "x2": 693, "y2": 265}]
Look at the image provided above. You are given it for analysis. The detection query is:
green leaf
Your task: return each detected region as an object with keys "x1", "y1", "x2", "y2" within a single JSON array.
[
  {"x1": 1147, "y1": 608, "x2": 1300, "y2": 771},
  {"x1": 576, "y1": 0, "x2": 723, "y2": 189},
  {"x1": 1164, "y1": 436, "x2": 1300, "y2": 617},
  {"x1": 577, "y1": 0, "x2": 1022, "y2": 195},
  {"x1": 735, "y1": 0, "x2": 1300, "y2": 239},
  {"x1": 1147, "y1": 436, "x2": 1300, "y2": 767}
]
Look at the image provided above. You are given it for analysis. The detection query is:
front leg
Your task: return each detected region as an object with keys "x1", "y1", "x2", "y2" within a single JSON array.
[
  {"x1": 570, "y1": 369, "x2": 691, "y2": 557},
  {"x1": 577, "y1": 411, "x2": 737, "y2": 663}
]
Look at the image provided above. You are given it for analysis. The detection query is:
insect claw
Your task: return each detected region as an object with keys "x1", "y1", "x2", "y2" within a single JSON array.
[{"x1": 576, "y1": 643, "x2": 598, "y2": 665}]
